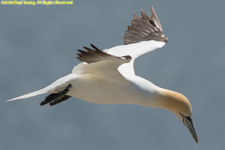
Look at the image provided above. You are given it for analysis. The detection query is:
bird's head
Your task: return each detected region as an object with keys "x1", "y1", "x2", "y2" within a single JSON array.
[{"x1": 159, "y1": 90, "x2": 198, "y2": 143}]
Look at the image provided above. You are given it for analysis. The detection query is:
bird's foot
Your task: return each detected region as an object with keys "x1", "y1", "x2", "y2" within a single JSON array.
[{"x1": 40, "y1": 84, "x2": 72, "y2": 106}]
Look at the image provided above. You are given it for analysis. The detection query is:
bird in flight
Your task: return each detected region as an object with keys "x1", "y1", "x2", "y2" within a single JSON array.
[{"x1": 8, "y1": 6, "x2": 198, "y2": 143}]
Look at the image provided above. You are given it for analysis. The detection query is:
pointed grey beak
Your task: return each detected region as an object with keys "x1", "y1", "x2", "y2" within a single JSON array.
[{"x1": 183, "y1": 116, "x2": 198, "y2": 144}]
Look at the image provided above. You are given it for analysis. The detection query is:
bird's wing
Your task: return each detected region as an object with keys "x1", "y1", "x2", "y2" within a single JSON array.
[
  {"x1": 73, "y1": 44, "x2": 131, "y2": 81},
  {"x1": 77, "y1": 44, "x2": 131, "y2": 64},
  {"x1": 124, "y1": 5, "x2": 167, "y2": 45},
  {"x1": 103, "y1": 6, "x2": 168, "y2": 76},
  {"x1": 105, "y1": 6, "x2": 167, "y2": 60}
]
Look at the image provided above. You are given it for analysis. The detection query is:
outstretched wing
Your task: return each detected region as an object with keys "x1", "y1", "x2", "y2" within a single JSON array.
[
  {"x1": 124, "y1": 5, "x2": 168, "y2": 45},
  {"x1": 104, "y1": 6, "x2": 168, "y2": 76},
  {"x1": 104, "y1": 6, "x2": 168, "y2": 60},
  {"x1": 73, "y1": 44, "x2": 131, "y2": 80}
]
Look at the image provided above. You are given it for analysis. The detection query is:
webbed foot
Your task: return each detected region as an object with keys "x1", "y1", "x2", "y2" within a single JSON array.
[{"x1": 40, "y1": 84, "x2": 72, "y2": 106}]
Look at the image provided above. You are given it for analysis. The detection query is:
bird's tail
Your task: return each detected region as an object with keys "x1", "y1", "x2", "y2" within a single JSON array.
[
  {"x1": 7, "y1": 87, "x2": 50, "y2": 101},
  {"x1": 7, "y1": 74, "x2": 76, "y2": 102}
]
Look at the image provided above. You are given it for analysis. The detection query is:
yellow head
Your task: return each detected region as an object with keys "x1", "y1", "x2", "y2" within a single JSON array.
[{"x1": 159, "y1": 89, "x2": 198, "y2": 143}]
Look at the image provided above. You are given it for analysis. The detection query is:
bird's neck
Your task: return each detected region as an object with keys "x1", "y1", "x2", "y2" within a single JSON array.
[
  {"x1": 150, "y1": 89, "x2": 191, "y2": 115},
  {"x1": 137, "y1": 88, "x2": 185, "y2": 113}
]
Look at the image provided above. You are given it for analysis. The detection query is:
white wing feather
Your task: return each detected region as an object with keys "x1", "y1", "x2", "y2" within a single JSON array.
[
  {"x1": 104, "y1": 41, "x2": 165, "y2": 76},
  {"x1": 104, "y1": 40, "x2": 165, "y2": 59}
]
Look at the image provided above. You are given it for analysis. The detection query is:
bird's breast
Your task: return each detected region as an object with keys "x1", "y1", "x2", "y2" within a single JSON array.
[{"x1": 67, "y1": 74, "x2": 160, "y2": 106}]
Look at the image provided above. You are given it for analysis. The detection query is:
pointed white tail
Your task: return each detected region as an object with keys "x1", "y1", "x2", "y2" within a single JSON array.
[
  {"x1": 8, "y1": 73, "x2": 77, "y2": 102},
  {"x1": 7, "y1": 87, "x2": 49, "y2": 101}
]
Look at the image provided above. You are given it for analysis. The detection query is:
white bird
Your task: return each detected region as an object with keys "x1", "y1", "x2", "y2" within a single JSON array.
[{"x1": 8, "y1": 6, "x2": 198, "y2": 143}]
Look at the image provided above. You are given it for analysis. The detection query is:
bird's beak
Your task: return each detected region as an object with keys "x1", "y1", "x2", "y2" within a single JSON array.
[{"x1": 183, "y1": 116, "x2": 198, "y2": 144}]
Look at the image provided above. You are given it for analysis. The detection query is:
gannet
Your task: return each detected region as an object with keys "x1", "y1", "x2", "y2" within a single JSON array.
[{"x1": 8, "y1": 6, "x2": 198, "y2": 143}]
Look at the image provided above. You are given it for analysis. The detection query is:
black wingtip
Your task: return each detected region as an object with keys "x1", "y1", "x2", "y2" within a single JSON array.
[
  {"x1": 124, "y1": 5, "x2": 167, "y2": 45},
  {"x1": 90, "y1": 44, "x2": 101, "y2": 51},
  {"x1": 90, "y1": 43, "x2": 94, "y2": 47}
]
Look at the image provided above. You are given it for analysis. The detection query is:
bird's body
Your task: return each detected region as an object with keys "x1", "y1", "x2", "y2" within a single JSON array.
[
  {"x1": 68, "y1": 72, "x2": 158, "y2": 105},
  {"x1": 69, "y1": 40, "x2": 165, "y2": 105},
  {"x1": 8, "y1": 6, "x2": 198, "y2": 143}
]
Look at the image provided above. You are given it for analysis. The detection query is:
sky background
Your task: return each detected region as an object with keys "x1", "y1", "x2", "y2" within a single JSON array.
[{"x1": 1, "y1": 0, "x2": 225, "y2": 149}]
